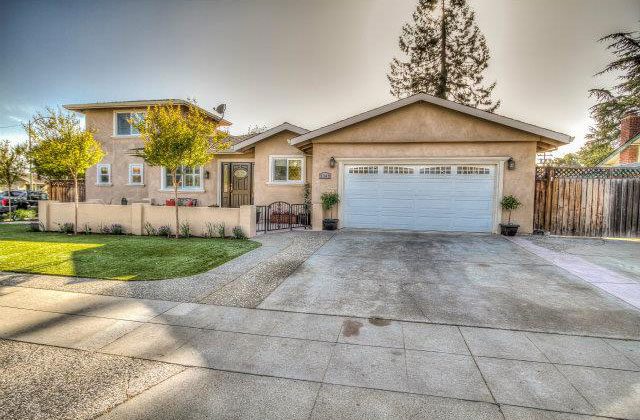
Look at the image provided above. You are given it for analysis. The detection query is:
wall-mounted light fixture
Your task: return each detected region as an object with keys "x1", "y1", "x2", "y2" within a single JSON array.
[
  {"x1": 507, "y1": 157, "x2": 516, "y2": 170},
  {"x1": 329, "y1": 157, "x2": 337, "y2": 168},
  {"x1": 204, "y1": 170, "x2": 210, "y2": 179}
]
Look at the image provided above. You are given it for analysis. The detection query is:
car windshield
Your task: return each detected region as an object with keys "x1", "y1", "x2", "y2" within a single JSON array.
[{"x1": 1, "y1": 191, "x2": 25, "y2": 197}]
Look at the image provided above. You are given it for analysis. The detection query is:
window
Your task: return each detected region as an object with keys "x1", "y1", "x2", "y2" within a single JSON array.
[
  {"x1": 128, "y1": 163, "x2": 144, "y2": 185},
  {"x1": 457, "y1": 166, "x2": 491, "y2": 175},
  {"x1": 163, "y1": 166, "x2": 202, "y2": 190},
  {"x1": 270, "y1": 156, "x2": 304, "y2": 183},
  {"x1": 348, "y1": 166, "x2": 378, "y2": 174},
  {"x1": 96, "y1": 164, "x2": 111, "y2": 185},
  {"x1": 420, "y1": 166, "x2": 451, "y2": 175},
  {"x1": 115, "y1": 112, "x2": 144, "y2": 136},
  {"x1": 383, "y1": 165, "x2": 414, "y2": 174}
]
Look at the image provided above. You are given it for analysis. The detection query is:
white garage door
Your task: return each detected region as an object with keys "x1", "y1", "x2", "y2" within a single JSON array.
[{"x1": 343, "y1": 164, "x2": 496, "y2": 232}]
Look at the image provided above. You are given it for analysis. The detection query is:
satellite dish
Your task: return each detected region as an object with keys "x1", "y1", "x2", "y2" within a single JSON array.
[{"x1": 215, "y1": 104, "x2": 226, "y2": 115}]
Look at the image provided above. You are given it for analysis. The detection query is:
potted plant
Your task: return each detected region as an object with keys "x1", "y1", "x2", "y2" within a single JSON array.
[
  {"x1": 499, "y1": 195, "x2": 522, "y2": 236},
  {"x1": 321, "y1": 191, "x2": 340, "y2": 230}
]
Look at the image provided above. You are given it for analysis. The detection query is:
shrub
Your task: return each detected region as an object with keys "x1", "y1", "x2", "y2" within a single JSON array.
[
  {"x1": 157, "y1": 225, "x2": 172, "y2": 237},
  {"x1": 99, "y1": 224, "x2": 111, "y2": 234},
  {"x1": 217, "y1": 222, "x2": 226, "y2": 239},
  {"x1": 28, "y1": 221, "x2": 43, "y2": 232},
  {"x1": 232, "y1": 226, "x2": 247, "y2": 240},
  {"x1": 320, "y1": 191, "x2": 340, "y2": 219},
  {"x1": 110, "y1": 224, "x2": 125, "y2": 235},
  {"x1": 13, "y1": 209, "x2": 36, "y2": 221},
  {"x1": 179, "y1": 221, "x2": 192, "y2": 238},
  {"x1": 144, "y1": 222, "x2": 157, "y2": 236},
  {"x1": 58, "y1": 222, "x2": 74, "y2": 234},
  {"x1": 204, "y1": 222, "x2": 216, "y2": 238},
  {"x1": 500, "y1": 195, "x2": 522, "y2": 225},
  {"x1": 83, "y1": 224, "x2": 92, "y2": 235}
]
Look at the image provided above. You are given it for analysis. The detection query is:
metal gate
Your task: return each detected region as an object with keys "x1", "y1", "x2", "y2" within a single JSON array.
[{"x1": 256, "y1": 202, "x2": 311, "y2": 232}]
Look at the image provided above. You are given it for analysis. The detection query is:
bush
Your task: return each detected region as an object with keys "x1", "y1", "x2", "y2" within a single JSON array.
[
  {"x1": 110, "y1": 224, "x2": 125, "y2": 235},
  {"x1": 99, "y1": 224, "x2": 111, "y2": 234},
  {"x1": 83, "y1": 224, "x2": 92, "y2": 235},
  {"x1": 144, "y1": 222, "x2": 157, "y2": 236},
  {"x1": 500, "y1": 195, "x2": 522, "y2": 224},
  {"x1": 204, "y1": 222, "x2": 216, "y2": 238},
  {"x1": 13, "y1": 209, "x2": 37, "y2": 221},
  {"x1": 217, "y1": 222, "x2": 226, "y2": 239},
  {"x1": 320, "y1": 191, "x2": 340, "y2": 219},
  {"x1": 232, "y1": 226, "x2": 247, "y2": 240},
  {"x1": 28, "y1": 221, "x2": 43, "y2": 232},
  {"x1": 58, "y1": 222, "x2": 74, "y2": 234},
  {"x1": 157, "y1": 225, "x2": 172, "y2": 237},
  {"x1": 179, "y1": 221, "x2": 192, "y2": 238}
]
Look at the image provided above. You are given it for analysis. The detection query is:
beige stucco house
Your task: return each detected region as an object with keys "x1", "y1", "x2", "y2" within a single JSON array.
[{"x1": 64, "y1": 94, "x2": 572, "y2": 234}]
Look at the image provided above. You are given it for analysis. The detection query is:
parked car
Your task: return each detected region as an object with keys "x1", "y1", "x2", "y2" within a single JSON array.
[
  {"x1": 24, "y1": 190, "x2": 49, "y2": 207},
  {"x1": 0, "y1": 191, "x2": 29, "y2": 214}
]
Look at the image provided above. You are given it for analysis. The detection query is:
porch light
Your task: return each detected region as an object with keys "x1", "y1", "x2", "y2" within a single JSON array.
[
  {"x1": 329, "y1": 157, "x2": 336, "y2": 168},
  {"x1": 507, "y1": 157, "x2": 516, "y2": 170}
]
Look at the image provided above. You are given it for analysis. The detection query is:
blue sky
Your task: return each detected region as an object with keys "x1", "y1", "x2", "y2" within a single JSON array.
[{"x1": 1, "y1": 0, "x2": 638, "y2": 155}]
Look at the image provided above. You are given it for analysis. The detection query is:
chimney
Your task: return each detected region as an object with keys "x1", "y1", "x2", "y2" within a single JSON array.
[{"x1": 619, "y1": 112, "x2": 640, "y2": 164}]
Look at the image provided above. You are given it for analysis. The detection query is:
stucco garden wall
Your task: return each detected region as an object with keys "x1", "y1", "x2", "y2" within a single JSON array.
[{"x1": 39, "y1": 201, "x2": 256, "y2": 238}]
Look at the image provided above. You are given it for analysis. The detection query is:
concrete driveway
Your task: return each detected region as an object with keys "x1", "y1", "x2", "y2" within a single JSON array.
[{"x1": 1, "y1": 230, "x2": 639, "y2": 419}]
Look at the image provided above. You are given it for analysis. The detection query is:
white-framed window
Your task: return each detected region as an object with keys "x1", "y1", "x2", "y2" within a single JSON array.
[
  {"x1": 269, "y1": 156, "x2": 304, "y2": 184},
  {"x1": 128, "y1": 163, "x2": 144, "y2": 185},
  {"x1": 348, "y1": 166, "x2": 378, "y2": 174},
  {"x1": 96, "y1": 164, "x2": 111, "y2": 185},
  {"x1": 457, "y1": 166, "x2": 491, "y2": 175},
  {"x1": 383, "y1": 165, "x2": 414, "y2": 174},
  {"x1": 114, "y1": 112, "x2": 144, "y2": 136},
  {"x1": 162, "y1": 166, "x2": 203, "y2": 190},
  {"x1": 419, "y1": 166, "x2": 452, "y2": 175}
]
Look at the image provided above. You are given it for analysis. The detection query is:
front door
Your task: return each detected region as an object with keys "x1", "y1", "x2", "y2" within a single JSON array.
[{"x1": 221, "y1": 162, "x2": 253, "y2": 207}]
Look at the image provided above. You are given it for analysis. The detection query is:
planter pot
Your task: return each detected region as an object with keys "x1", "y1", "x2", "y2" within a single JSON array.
[
  {"x1": 500, "y1": 223, "x2": 520, "y2": 236},
  {"x1": 323, "y1": 218, "x2": 338, "y2": 230}
]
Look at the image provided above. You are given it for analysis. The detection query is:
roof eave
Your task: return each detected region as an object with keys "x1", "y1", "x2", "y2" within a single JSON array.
[{"x1": 233, "y1": 123, "x2": 308, "y2": 152}]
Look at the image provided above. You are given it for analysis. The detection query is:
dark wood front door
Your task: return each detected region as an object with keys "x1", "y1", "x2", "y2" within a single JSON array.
[{"x1": 221, "y1": 162, "x2": 253, "y2": 208}]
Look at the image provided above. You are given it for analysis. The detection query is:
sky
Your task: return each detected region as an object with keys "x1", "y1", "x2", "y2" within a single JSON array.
[{"x1": 1, "y1": 0, "x2": 639, "y2": 156}]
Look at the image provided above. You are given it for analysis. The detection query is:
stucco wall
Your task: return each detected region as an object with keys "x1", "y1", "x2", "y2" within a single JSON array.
[
  {"x1": 253, "y1": 131, "x2": 309, "y2": 205},
  {"x1": 39, "y1": 201, "x2": 256, "y2": 237},
  {"x1": 306, "y1": 102, "x2": 541, "y2": 233}
]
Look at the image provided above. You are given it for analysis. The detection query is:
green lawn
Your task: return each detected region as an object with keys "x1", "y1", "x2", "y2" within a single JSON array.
[{"x1": 0, "y1": 224, "x2": 260, "y2": 280}]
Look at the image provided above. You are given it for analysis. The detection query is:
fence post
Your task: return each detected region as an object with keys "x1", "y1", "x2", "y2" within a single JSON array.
[
  {"x1": 239, "y1": 205, "x2": 257, "y2": 238},
  {"x1": 38, "y1": 200, "x2": 51, "y2": 231}
]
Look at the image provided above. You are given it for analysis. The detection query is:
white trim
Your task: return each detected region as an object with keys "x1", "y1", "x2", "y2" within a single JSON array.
[
  {"x1": 96, "y1": 163, "x2": 111, "y2": 186},
  {"x1": 128, "y1": 163, "x2": 144, "y2": 185},
  {"x1": 336, "y1": 157, "x2": 507, "y2": 234},
  {"x1": 160, "y1": 166, "x2": 204, "y2": 191},
  {"x1": 289, "y1": 93, "x2": 573, "y2": 146},
  {"x1": 233, "y1": 123, "x2": 308, "y2": 151},
  {"x1": 268, "y1": 155, "x2": 305, "y2": 184},
  {"x1": 113, "y1": 111, "x2": 145, "y2": 137}
]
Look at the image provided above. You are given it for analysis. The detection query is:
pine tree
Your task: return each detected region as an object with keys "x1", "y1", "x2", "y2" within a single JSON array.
[
  {"x1": 388, "y1": 0, "x2": 500, "y2": 112},
  {"x1": 578, "y1": 29, "x2": 640, "y2": 166}
]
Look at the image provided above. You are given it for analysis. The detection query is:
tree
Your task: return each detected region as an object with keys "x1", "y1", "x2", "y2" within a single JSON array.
[
  {"x1": 28, "y1": 108, "x2": 105, "y2": 234},
  {"x1": 0, "y1": 140, "x2": 27, "y2": 216},
  {"x1": 388, "y1": 0, "x2": 500, "y2": 112},
  {"x1": 132, "y1": 102, "x2": 229, "y2": 238},
  {"x1": 578, "y1": 28, "x2": 640, "y2": 166},
  {"x1": 546, "y1": 152, "x2": 581, "y2": 167}
]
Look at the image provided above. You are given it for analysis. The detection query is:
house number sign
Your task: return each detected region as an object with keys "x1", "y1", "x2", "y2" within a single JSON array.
[{"x1": 319, "y1": 172, "x2": 332, "y2": 180}]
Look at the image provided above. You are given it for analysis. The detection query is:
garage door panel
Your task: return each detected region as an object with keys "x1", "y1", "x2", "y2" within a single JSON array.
[{"x1": 343, "y1": 164, "x2": 496, "y2": 233}]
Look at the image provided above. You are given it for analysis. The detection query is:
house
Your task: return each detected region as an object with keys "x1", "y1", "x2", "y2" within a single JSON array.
[
  {"x1": 64, "y1": 94, "x2": 572, "y2": 234},
  {"x1": 599, "y1": 112, "x2": 640, "y2": 167}
]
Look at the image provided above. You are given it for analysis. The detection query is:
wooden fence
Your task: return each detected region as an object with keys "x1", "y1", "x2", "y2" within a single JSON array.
[
  {"x1": 534, "y1": 167, "x2": 640, "y2": 237},
  {"x1": 47, "y1": 180, "x2": 85, "y2": 203}
]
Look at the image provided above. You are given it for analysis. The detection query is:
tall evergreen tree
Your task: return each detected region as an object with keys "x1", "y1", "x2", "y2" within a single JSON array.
[
  {"x1": 388, "y1": 0, "x2": 500, "y2": 112},
  {"x1": 578, "y1": 29, "x2": 640, "y2": 166}
]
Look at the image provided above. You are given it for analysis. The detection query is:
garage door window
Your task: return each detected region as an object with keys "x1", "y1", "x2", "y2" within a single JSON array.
[
  {"x1": 419, "y1": 166, "x2": 451, "y2": 175},
  {"x1": 348, "y1": 166, "x2": 378, "y2": 174},
  {"x1": 383, "y1": 166, "x2": 414, "y2": 174},
  {"x1": 457, "y1": 166, "x2": 491, "y2": 175}
]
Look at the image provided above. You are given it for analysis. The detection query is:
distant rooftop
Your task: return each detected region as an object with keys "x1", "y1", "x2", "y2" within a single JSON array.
[{"x1": 63, "y1": 99, "x2": 231, "y2": 125}]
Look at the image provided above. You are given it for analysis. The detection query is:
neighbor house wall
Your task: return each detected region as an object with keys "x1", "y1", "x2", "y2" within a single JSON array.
[{"x1": 305, "y1": 102, "x2": 541, "y2": 233}]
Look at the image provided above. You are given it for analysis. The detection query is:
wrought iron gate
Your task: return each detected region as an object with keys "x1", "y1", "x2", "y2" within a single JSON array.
[{"x1": 256, "y1": 202, "x2": 311, "y2": 232}]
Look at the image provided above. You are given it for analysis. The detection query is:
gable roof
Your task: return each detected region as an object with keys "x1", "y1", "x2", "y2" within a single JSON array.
[
  {"x1": 598, "y1": 133, "x2": 640, "y2": 166},
  {"x1": 289, "y1": 93, "x2": 573, "y2": 146},
  {"x1": 233, "y1": 123, "x2": 308, "y2": 151},
  {"x1": 63, "y1": 99, "x2": 231, "y2": 125}
]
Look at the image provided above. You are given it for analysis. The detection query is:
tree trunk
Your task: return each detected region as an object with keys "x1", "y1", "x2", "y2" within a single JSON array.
[
  {"x1": 7, "y1": 185, "x2": 12, "y2": 219},
  {"x1": 173, "y1": 170, "x2": 179, "y2": 239},
  {"x1": 73, "y1": 175, "x2": 79, "y2": 234},
  {"x1": 438, "y1": 0, "x2": 447, "y2": 99}
]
